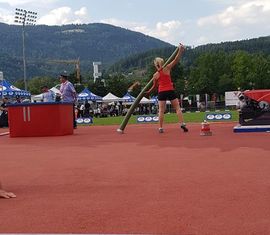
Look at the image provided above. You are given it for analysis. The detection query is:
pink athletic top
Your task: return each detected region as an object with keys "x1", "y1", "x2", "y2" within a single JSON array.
[{"x1": 158, "y1": 69, "x2": 174, "y2": 92}]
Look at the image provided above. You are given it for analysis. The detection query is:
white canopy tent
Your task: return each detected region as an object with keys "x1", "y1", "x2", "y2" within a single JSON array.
[
  {"x1": 102, "y1": 92, "x2": 123, "y2": 102},
  {"x1": 140, "y1": 97, "x2": 153, "y2": 104}
]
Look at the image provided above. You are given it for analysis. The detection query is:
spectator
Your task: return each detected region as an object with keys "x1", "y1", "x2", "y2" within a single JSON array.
[
  {"x1": 115, "y1": 104, "x2": 120, "y2": 116},
  {"x1": 79, "y1": 103, "x2": 85, "y2": 117},
  {"x1": 0, "y1": 97, "x2": 9, "y2": 128},
  {"x1": 76, "y1": 104, "x2": 82, "y2": 118},
  {"x1": 84, "y1": 101, "x2": 90, "y2": 117},
  {"x1": 122, "y1": 106, "x2": 128, "y2": 116},
  {"x1": 15, "y1": 95, "x2": 21, "y2": 104},
  {"x1": 96, "y1": 106, "x2": 101, "y2": 118},
  {"x1": 74, "y1": 104, "x2": 79, "y2": 119},
  {"x1": 41, "y1": 86, "x2": 55, "y2": 102}
]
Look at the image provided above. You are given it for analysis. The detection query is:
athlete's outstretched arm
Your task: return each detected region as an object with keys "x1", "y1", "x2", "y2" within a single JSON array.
[{"x1": 167, "y1": 43, "x2": 185, "y2": 70}]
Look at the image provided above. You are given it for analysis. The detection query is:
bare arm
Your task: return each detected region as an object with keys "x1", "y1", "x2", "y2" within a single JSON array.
[
  {"x1": 145, "y1": 72, "x2": 159, "y2": 95},
  {"x1": 166, "y1": 43, "x2": 185, "y2": 70}
]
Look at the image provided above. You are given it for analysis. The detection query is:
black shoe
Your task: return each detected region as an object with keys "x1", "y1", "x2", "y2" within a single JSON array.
[{"x1": 181, "y1": 124, "x2": 188, "y2": 132}]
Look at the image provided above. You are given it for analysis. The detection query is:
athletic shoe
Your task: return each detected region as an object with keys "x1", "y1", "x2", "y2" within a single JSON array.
[
  {"x1": 158, "y1": 128, "x2": 164, "y2": 133},
  {"x1": 181, "y1": 124, "x2": 188, "y2": 132}
]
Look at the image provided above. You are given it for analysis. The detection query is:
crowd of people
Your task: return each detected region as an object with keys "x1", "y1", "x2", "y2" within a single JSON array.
[{"x1": 75, "y1": 101, "x2": 159, "y2": 118}]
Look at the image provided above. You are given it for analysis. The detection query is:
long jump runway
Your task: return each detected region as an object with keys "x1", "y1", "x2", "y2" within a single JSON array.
[{"x1": 0, "y1": 123, "x2": 270, "y2": 234}]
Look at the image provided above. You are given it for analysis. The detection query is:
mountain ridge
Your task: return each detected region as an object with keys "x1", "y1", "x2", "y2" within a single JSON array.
[
  {"x1": 109, "y1": 35, "x2": 270, "y2": 74},
  {"x1": 0, "y1": 22, "x2": 172, "y2": 80}
]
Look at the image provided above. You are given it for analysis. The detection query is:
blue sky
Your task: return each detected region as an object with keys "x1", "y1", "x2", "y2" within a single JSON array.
[{"x1": 0, "y1": 0, "x2": 269, "y2": 46}]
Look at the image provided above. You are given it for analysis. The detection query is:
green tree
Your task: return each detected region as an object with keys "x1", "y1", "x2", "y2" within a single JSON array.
[
  {"x1": 171, "y1": 63, "x2": 185, "y2": 96},
  {"x1": 218, "y1": 74, "x2": 235, "y2": 94},
  {"x1": 14, "y1": 80, "x2": 25, "y2": 90},
  {"x1": 27, "y1": 76, "x2": 57, "y2": 94},
  {"x1": 232, "y1": 51, "x2": 253, "y2": 90},
  {"x1": 106, "y1": 74, "x2": 130, "y2": 97},
  {"x1": 187, "y1": 51, "x2": 235, "y2": 95},
  {"x1": 87, "y1": 80, "x2": 108, "y2": 97},
  {"x1": 250, "y1": 54, "x2": 270, "y2": 89}
]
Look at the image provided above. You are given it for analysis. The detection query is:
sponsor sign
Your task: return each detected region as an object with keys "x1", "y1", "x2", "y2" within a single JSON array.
[
  {"x1": 76, "y1": 117, "x2": 93, "y2": 125},
  {"x1": 137, "y1": 116, "x2": 159, "y2": 123},
  {"x1": 206, "y1": 112, "x2": 232, "y2": 121}
]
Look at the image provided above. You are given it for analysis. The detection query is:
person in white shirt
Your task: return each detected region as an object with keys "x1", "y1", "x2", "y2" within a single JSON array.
[{"x1": 41, "y1": 86, "x2": 55, "y2": 102}]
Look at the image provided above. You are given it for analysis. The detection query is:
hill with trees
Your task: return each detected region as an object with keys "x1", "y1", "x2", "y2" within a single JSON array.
[
  {"x1": 109, "y1": 36, "x2": 270, "y2": 73},
  {"x1": 0, "y1": 22, "x2": 171, "y2": 81},
  {"x1": 107, "y1": 36, "x2": 270, "y2": 95}
]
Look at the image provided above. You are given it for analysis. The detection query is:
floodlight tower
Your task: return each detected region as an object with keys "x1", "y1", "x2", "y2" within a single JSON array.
[{"x1": 14, "y1": 8, "x2": 38, "y2": 91}]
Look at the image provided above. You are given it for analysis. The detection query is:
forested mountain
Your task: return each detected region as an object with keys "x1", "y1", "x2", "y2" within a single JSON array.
[
  {"x1": 109, "y1": 36, "x2": 270, "y2": 73},
  {"x1": 0, "y1": 22, "x2": 171, "y2": 81},
  {"x1": 107, "y1": 36, "x2": 270, "y2": 97}
]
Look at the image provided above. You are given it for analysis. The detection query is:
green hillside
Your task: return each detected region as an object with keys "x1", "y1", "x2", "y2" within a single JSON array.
[
  {"x1": 0, "y1": 23, "x2": 171, "y2": 81},
  {"x1": 109, "y1": 36, "x2": 270, "y2": 73}
]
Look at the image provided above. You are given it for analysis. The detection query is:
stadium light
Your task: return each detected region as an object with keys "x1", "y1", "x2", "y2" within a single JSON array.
[{"x1": 14, "y1": 8, "x2": 38, "y2": 91}]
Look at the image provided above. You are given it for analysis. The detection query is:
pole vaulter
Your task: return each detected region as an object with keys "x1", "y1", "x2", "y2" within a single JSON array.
[{"x1": 117, "y1": 46, "x2": 181, "y2": 134}]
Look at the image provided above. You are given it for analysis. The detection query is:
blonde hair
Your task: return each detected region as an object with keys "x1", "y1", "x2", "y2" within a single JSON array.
[{"x1": 154, "y1": 57, "x2": 164, "y2": 69}]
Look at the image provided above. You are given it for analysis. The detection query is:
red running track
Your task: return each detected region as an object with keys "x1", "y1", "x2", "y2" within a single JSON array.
[{"x1": 0, "y1": 123, "x2": 270, "y2": 234}]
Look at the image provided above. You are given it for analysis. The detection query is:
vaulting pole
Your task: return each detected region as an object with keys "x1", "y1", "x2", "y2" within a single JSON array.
[{"x1": 117, "y1": 47, "x2": 179, "y2": 133}]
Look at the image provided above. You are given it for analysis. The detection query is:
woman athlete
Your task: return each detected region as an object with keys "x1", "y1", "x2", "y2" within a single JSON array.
[{"x1": 146, "y1": 43, "x2": 188, "y2": 133}]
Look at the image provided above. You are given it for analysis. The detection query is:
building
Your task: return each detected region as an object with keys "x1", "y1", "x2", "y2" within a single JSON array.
[{"x1": 93, "y1": 62, "x2": 102, "y2": 83}]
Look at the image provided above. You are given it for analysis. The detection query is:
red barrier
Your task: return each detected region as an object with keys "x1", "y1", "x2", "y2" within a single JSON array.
[{"x1": 8, "y1": 102, "x2": 74, "y2": 137}]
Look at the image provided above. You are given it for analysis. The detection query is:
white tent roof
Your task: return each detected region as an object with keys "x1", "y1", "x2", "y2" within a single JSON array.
[
  {"x1": 102, "y1": 92, "x2": 123, "y2": 102},
  {"x1": 140, "y1": 97, "x2": 153, "y2": 104}
]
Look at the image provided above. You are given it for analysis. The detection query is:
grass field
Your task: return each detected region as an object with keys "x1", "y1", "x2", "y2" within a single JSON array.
[{"x1": 90, "y1": 110, "x2": 239, "y2": 126}]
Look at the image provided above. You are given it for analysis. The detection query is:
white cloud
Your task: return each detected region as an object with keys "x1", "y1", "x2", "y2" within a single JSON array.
[
  {"x1": 150, "y1": 21, "x2": 182, "y2": 42},
  {"x1": 196, "y1": 0, "x2": 270, "y2": 44},
  {"x1": 100, "y1": 18, "x2": 183, "y2": 45},
  {"x1": 75, "y1": 7, "x2": 87, "y2": 17},
  {"x1": 0, "y1": 0, "x2": 60, "y2": 25},
  {"x1": 0, "y1": 8, "x2": 13, "y2": 24},
  {"x1": 100, "y1": 18, "x2": 137, "y2": 29},
  {"x1": 38, "y1": 6, "x2": 89, "y2": 25}
]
